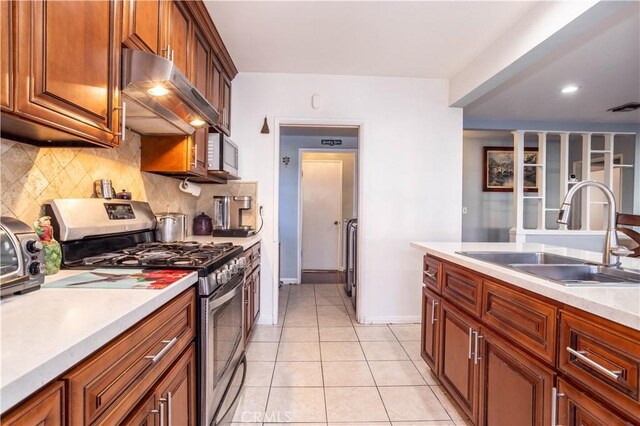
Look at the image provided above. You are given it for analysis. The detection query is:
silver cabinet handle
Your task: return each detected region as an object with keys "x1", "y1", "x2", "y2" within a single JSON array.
[
  {"x1": 171, "y1": 50, "x2": 174, "y2": 62},
  {"x1": 162, "y1": 44, "x2": 171, "y2": 59},
  {"x1": 424, "y1": 270, "x2": 437, "y2": 280},
  {"x1": 191, "y1": 142, "x2": 198, "y2": 168},
  {"x1": 468, "y1": 327, "x2": 473, "y2": 359},
  {"x1": 145, "y1": 337, "x2": 178, "y2": 363},
  {"x1": 159, "y1": 401, "x2": 165, "y2": 426},
  {"x1": 115, "y1": 101, "x2": 126, "y2": 140},
  {"x1": 431, "y1": 300, "x2": 438, "y2": 325},
  {"x1": 566, "y1": 347, "x2": 622, "y2": 380},
  {"x1": 473, "y1": 331, "x2": 483, "y2": 364},
  {"x1": 551, "y1": 387, "x2": 565, "y2": 426},
  {"x1": 167, "y1": 392, "x2": 172, "y2": 426}
]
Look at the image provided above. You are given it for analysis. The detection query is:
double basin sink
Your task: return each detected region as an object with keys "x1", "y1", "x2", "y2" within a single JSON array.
[{"x1": 456, "y1": 251, "x2": 640, "y2": 286}]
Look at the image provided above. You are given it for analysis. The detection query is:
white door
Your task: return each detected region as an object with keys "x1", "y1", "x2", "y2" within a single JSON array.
[{"x1": 301, "y1": 160, "x2": 342, "y2": 270}]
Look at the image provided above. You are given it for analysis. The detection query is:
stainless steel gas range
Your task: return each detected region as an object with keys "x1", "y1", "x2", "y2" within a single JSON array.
[{"x1": 45, "y1": 198, "x2": 247, "y2": 426}]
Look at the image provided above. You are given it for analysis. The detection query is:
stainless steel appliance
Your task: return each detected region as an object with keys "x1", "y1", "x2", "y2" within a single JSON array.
[
  {"x1": 0, "y1": 217, "x2": 45, "y2": 297},
  {"x1": 154, "y1": 212, "x2": 187, "y2": 242},
  {"x1": 208, "y1": 132, "x2": 240, "y2": 179},
  {"x1": 345, "y1": 218, "x2": 357, "y2": 310},
  {"x1": 43, "y1": 198, "x2": 247, "y2": 426},
  {"x1": 121, "y1": 49, "x2": 219, "y2": 136},
  {"x1": 93, "y1": 179, "x2": 115, "y2": 199},
  {"x1": 212, "y1": 196, "x2": 255, "y2": 238}
]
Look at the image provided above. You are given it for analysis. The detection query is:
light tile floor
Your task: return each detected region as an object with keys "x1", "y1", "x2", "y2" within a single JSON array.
[{"x1": 232, "y1": 283, "x2": 472, "y2": 426}]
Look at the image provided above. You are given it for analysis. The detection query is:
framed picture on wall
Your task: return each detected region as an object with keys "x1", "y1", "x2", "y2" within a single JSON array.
[{"x1": 483, "y1": 147, "x2": 539, "y2": 192}]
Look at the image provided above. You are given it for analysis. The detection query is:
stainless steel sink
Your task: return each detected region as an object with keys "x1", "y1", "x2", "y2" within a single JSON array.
[
  {"x1": 457, "y1": 251, "x2": 588, "y2": 266},
  {"x1": 456, "y1": 251, "x2": 640, "y2": 286},
  {"x1": 511, "y1": 264, "x2": 640, "y2": 286}
]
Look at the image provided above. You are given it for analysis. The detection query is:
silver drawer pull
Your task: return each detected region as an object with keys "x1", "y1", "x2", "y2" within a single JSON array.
[
  {"x1": 145, "y1": 337, "x2": 178, "y2": 364},
  {"x1": 468, "y1": 327, "x2": 474, "y2": 359},
  {"x1": 431, "y1": 300, "x2": 438, "y2": 325},
  {"x1": 424, "y1": 270, "x2": 437, "y2": 280},
  {"x1": 566, "y1": 347, "x2": 622, "y2": 380},
  {"x1": 474, "y1": 332, "x2": 483, "y2": 365}
]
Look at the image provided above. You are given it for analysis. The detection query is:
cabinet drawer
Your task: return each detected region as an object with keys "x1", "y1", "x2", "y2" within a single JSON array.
[
  {"x1": 482, "y1": 280, "x2": 557, "y2": 365},
  {"x1": 557, "y1": 378, "x2": 631, "y2": 426},
  {"x1": 1, "y1": 381, "x2": 65, "y2": 425},
  {"x1": 65, "y1": 288, "x2": 196, "y2": 425},
  {"x1": 423, "y1": 255, "x2": 441, "y2": 292},
  {"x1": 442, "y1": 263, "x2": 483, "y2": 318},
  {"x1": 559, "y1": 310, "x2": 640, "y2": 422}
]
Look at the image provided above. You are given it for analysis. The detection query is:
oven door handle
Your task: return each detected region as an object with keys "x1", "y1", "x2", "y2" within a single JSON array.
[{"x1": 209, "y1": 277, "x2": 244, "y2": 310}]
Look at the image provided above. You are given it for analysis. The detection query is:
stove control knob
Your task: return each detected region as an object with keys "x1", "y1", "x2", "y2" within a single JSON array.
[
  {"x1": 227, "y1": 262, "x2": 238, "y2": 274},
  {"x1": 26, "y1": 240, "x2": 43, "y2": 253},
  {"x1": 216, "y1": 270, "x2": 230, "y2": 285},
  {"x1": 29, "y1": 262, "x2": 44, "y2": 276},
  {"x1": 235, "y1": 257, "x2": 247, "y2": 269}
]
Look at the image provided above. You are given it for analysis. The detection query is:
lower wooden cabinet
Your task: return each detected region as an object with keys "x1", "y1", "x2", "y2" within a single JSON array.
[
  {"x1": 1, "y1": 381, "x2": 65, "y2": 425},
  {"x1": 125, "y1": 343, "x2": 197, "y2": 426},
  {"x1": 243, "y1": 242, "x2": 261, "y2": 341},
  {"x1": 477, "y1": 329, "x2": 554, "y2": 426},
  {"x1": 556, "y1": 378, "x2": 630, "y2": 426},
  {"x1": 421, "y1": 286, "x2": 440, "y2": 372},
  {"x1": 438, "y1": 301, "x2": 480, "y2": 423}
]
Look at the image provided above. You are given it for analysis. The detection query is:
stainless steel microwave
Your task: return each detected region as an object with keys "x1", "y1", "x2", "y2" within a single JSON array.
[{"x1": 207, "y1": 132, "x2": 239, "y2": 179}]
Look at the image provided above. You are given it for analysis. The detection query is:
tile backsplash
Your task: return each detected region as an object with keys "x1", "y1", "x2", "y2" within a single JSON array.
[{"x1": 0, "y1": 131, "x2": 197, "y2": 228}]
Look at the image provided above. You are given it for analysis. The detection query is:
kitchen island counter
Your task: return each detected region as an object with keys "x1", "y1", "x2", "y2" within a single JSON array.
[
  {"x1": 411, "y1": 242, "x2": 640, "y2": 330},
  {"x1": 0, "y1": 268, "x2": 198, "y2": 414}
]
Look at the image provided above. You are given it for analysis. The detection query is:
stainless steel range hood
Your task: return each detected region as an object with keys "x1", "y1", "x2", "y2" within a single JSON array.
[{"x1": 121, "y1": 49, "x2": 219, "y2": 135}]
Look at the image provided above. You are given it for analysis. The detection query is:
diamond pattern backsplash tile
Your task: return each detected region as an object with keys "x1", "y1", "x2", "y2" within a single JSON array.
[{"x1": 0, "y1": 132, "x2": 198, "y2": 229}]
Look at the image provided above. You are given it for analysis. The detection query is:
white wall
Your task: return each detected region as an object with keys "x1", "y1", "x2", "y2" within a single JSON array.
[{"x1": 232, "y1": 72, "x2": 463, "y2": 324}]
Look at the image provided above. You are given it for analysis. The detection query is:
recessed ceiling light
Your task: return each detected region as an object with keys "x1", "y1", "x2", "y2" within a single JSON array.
[
  {"x1": 190, "y1": 118, "x2": 206, "y2": 127},
  {"x1": 561, "y1": 85, "x2": 579, "y2": 94},
  {"x1": 147, "y1": 85, "x2": 169, "y2": 97}
]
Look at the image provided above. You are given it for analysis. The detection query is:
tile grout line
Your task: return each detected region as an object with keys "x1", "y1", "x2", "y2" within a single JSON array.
[
  {"x1": 262, "y1": 284, "x2": 289, "y2": 422},
  {"x1": 315, "y1": 285, "x2": 330, "y2": 424}
]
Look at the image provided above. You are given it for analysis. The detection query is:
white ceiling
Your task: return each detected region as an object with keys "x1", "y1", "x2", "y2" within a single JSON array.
[
  {"x1": 204, "y1": 1, "x2": 535, "y2": 79},
  {"x1": 464, "y1": 2, "x2": 640, "y2": 124}
]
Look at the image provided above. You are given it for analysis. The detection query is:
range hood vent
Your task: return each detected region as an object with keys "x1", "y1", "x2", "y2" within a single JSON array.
[
  {"x1": 607, "y1": 102, "x2": 640, "y2": 113},
  {"x1": 121, "y1": 49, "x2": 219, "y2": 135}
]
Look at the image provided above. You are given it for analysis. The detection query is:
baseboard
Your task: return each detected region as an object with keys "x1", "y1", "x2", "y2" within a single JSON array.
[
  {"x1": 256, "y1": 315, "x2": 275, "y2": 325},
  {"x1": 356, "y1": 315, "x2": 421, "y2": 325},
  {"x1": 280, "y1": 278, "x2": 299, "y2": 285}
]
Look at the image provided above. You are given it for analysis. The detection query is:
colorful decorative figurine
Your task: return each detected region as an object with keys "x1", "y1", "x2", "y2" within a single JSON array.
[{"x1": 33, "y1": 216, "x2": 62, "y2": 275}]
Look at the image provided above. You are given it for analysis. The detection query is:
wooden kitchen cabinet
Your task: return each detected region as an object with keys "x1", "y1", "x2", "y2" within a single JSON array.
[
  {"x1": 556, "y1": 378, "x2": 630, "y2": 426},
  {"x1": 243, "y1": 242, "x2": 261, "y2": 341},
  {"x1": 252, "y1": 266, "x2": 261, "y2": 325},
  {"x1": 163, "y1": 0, "x2": 192, "y2": 78},
  {"x1": 0, "y1": 381, "x2": 65, "y2": 426},
  {"x1": 219, "y1": 72, "x2": 232, "y2": 135},
  {"x1": 438, "y1": 301, "x2": 480, "y2": 423},
  {"x1": 140, "y1": 134, "x2": 218, "y2": 181},
  {"x1": 1, "y1": 0, "x2": 122, "y2": 147},
  {"x1": 1, "y1": 0, "x2": 14, "y2": 112},
  {"x1": 122, "y1": 0, "x2": 163, "y2": 54},
  {"x1": 477, "y1": 328, "x2": 554, "y2": 426},
  {"x1": 209, "y1": 55, "x2": 223, "y2": 111},
  {"x1": 421, "y1": 286, "x2": 440, "y2": 372}
]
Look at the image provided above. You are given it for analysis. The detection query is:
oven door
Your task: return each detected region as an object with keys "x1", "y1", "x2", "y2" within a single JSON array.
[
  {"x1": 201, "y1": 273, "x2": 245, "y2": 426},
  {"x1": 0, "y1": 225, "x2": 24, "y2": 286}
]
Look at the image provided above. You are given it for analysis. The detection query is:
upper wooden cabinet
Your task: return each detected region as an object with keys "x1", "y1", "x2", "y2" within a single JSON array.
[
  {"x1": 163, "y1": 0, "x2": 192, "y2": 78},
  {"x1": 122, "y1": 0, "x2": 163, "y2": 54},
  {"x1": 219, "y1": 72, "x2": 232, "y2": 135},
  {"x1": 1, "y1": 0, "x2": 14, "y2": 112},
  {"x1": 1, "y1": 0, "x2": 122, "y2": 147}
]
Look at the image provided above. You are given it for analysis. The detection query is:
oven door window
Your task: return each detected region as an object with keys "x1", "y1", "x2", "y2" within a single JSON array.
[
  {"x1": 208, "y1": 277, "x2": 243, "y2": 385},
  {"x1": 0, "y1": 229, "x2": 20, "y2": 277}
]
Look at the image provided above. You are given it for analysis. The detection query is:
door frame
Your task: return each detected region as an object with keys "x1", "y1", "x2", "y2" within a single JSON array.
[
  {"x1": 298, "y1": 151, "x2": 358, "y2": 282},
  {"x1": 273, "y1": 119, "x2": 364, "y2": 325}
]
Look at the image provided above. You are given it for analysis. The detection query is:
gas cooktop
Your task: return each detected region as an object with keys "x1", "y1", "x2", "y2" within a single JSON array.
[{"x1": 66, "y1": 241, "x2": 238, "y2": 269}]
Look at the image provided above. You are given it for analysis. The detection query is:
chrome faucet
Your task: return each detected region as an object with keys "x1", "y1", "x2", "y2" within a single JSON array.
[{"x1": 556, "y1": 180, "x2": 631, "y2": 266}]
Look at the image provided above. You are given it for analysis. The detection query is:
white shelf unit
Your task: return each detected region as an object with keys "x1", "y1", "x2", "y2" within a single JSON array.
[{"x1": 509, "y1": 130, "x2": 636, "y2": 242}]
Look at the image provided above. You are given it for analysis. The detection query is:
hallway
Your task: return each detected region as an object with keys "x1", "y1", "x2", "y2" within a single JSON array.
[{"x1": 231, "y1": 283, "x2": 472, "y2": 425}]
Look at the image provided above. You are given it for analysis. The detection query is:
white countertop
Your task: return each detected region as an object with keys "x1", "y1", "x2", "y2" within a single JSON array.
[
  {"x1": 0, "y1": 269, "x2": 198, "y2": 414},
  {"x1": 411, "y1": 242, "x2": 640, "y2": 331},
  {"x1": 188, "y1": 234, "x2": 262, "y2": 250}
]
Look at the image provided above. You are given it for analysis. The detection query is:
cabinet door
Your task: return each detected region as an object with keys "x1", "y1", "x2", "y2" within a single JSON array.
[
  {"x1": 123, "y1": 394, "x2": 158, "y2": 426},
  {"x1": 219, "y1": 72, "x2": 231, "y2": 135},
  {"x1": 153, "y1": 344, "x2": 197, "y2": 426},
  {"x1": 244, "y1": 277, "x2": 254, "y2": 341},
  {"x1": 13, "y1": 0, "x2": 120, "y2": 146},
  {"x1": 1, "y1": 381, "x2": 65, "y2": 426},
  {"x1": 557, "y1": 378, "x2": 630, "y2": 426},
  {"x1": 192, "y1": 27, "x2": 209, "y2": 95},
  {"x1": 478, "y1": 329, "x2": 554, "y2": 426},
  {"x1": 208, "y1": 55, "x2": 222, "y2": 111},
  {"x1": 165, "y1": 0, "x2": 191, "y2": 78},
  {"x1": 253, "y1": 267, "x2": 260, "y2": 324},
  {"x1": 421, "y1": 287, "x2": 440, "y2": 372},
  {"x1": 438, "y1": 301, "x2": 479, "y2": 423},
  {"x1": 190, "y1": 128, "x2": 208, "y2": 175},
  {"x1": 1, "y1": 0, "x2": 13, "y2": 111},
  {"x1": 122, "y1": 0, "x2": 162, "y2": 54}
]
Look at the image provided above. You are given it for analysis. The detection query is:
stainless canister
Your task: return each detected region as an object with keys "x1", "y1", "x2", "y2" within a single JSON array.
[
  {"x1": 154, "y1": 212, "x2": 187, "y2": 242},
  {"x1": 94, "y1": 179, "x2": 115, "y2": 199}
]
